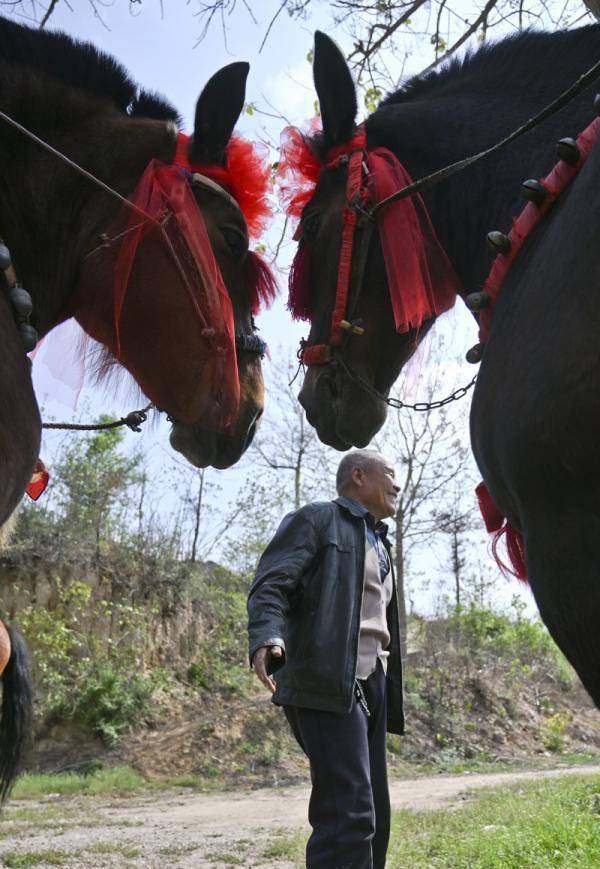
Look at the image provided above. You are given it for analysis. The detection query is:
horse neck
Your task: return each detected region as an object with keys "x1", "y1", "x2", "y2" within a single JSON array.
[
  {"x1": 369, "y1": 38, "x2": 600, "y2": 296},
  {"x1": 0, "y1": 77, "x2": 177, "y2": 337}
]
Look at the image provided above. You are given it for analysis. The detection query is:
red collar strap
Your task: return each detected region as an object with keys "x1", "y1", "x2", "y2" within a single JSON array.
[
  {"x1": 278, "y1": 123, "x2": 460, "y2": 366},
  {"x1": 475, "y1": 114, "x2": 600, "y2": 586}
]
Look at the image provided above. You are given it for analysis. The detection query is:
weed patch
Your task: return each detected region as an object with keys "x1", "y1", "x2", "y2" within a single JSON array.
[
  {"x1": 12, "y1": 766, "x2": 146, "y2": 800},
  {"x1": 3, "y1": 851, "x2": 70, "y2": 867}
]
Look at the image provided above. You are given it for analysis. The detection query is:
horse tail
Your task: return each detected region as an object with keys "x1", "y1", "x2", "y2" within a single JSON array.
[{"x1": 0, "y1": 622, "x2": 32, "y2": 802}]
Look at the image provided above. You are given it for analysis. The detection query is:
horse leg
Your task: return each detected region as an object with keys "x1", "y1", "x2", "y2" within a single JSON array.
[
  {"x1": 523, "y1": 503, "x2": 600, "y2": 708},
  {"x1": 0, "y1": 620, "x2": 32, "y2": 802}
]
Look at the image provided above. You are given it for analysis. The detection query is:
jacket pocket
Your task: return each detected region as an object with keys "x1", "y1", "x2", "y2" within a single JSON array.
[{"x1": 324, "y1": 537, "x2": 353, "y2": 553}]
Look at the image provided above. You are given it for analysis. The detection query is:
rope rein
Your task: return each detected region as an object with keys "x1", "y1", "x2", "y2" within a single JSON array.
[{"x1": 41, "y1": 404, "x2": 154, "y2": 433}]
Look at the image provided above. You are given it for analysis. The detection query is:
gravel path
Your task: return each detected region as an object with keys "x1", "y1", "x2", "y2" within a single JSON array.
[{"x1": 1, "y1": 764, "x2": 598, "y2": 868}]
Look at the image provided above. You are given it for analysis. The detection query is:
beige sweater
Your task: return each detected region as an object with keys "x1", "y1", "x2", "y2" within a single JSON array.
[{"x1": 356, "y1": 540, "x2": 392, "y2": 679}]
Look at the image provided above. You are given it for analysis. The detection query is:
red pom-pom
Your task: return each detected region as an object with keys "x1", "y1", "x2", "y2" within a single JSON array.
[
  {"x1": 278, "y1": 123, "x2": 322, "y2": 222},
  {"x1": 176, "y1": 133, "x2": 273, "y2": 240}
]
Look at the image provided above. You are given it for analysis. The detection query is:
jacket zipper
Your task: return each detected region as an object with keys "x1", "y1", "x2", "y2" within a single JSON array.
[{"x1": 348, "y1": 521, "x2": 367, "y2": 712}]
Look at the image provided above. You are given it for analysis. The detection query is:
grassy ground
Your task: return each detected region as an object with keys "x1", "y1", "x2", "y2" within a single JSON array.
[
  {"x1": 266, "y1": 774, "x2": 600, "y2": 868},
  {"x1": 10, "y1": 767, "x2": 222, "y2": 800},
  {"x1": 11, "y1": 752, "x2": 599, "y2": 802}
]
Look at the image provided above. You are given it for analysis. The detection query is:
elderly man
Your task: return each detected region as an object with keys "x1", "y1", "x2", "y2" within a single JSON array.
[{"x1": 247, "y1": 449, "x2": 404, "y2": 869}]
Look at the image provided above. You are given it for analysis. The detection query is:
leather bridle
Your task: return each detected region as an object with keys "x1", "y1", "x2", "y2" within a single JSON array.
[{"x1": 299, "y1": 129, "x2": 373, "y2": 367}]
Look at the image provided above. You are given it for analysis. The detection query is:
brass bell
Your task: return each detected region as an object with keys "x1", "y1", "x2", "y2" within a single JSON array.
[
  {"x1": 0, "y1": 244, "x2": 11, "y2": 271},
  {"x1": 556, "y1": 137, "x2": 580, "y2": 165},
  {"x1": 466, "y1": 343, "x2": 484, "y2": 364},
  {"x1": 521, "y1": 179, "x2": 548, "y2": 205},
  {"x1": 486, "y1": 231, "x2": 511, "y2": 254},
  {"x1": 19, "y1": 323, "x2": 38, "y2": 353},
  {"x1": 10, "y1": 285, "x2": 33, "y2": 318},
  {"x1": 465, "y1": 291, "x2": 491, "y2": 312}
]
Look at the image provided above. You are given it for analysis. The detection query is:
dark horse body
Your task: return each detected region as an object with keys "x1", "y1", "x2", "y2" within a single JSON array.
[
  {"x1": 295, "y1": 29, "x2": 600, "y2": 708},
  {"x1": 0, "y1": 17, "x2": 268, "y2": 797}
]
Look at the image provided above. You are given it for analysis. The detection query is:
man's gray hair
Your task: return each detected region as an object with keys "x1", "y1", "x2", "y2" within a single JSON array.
[{"x1": 336, "y1": 450, "x2": 384, "y2": 495}]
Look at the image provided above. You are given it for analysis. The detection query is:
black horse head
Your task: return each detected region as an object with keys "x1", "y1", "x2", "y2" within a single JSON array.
[{"x1": 290, "y1": 27, "x2": 600, "y2": 450}]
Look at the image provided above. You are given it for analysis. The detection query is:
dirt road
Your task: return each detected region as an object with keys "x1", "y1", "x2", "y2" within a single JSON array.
[{"x1": 1, "y1": 764, "x2": 598, "y2": 868}]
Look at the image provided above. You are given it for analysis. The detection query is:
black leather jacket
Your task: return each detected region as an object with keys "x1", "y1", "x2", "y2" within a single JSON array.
[{"x1": 247, "y1": 496, "x2": 404, "y2": 734}]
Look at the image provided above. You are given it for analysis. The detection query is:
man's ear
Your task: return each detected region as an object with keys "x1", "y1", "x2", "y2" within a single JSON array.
[
  {"x1": 351, "y1": 467, "x2": 364, "y2": 487},
  {"x1": 313, "y1": 31, "x2": 357, "y2": 149},
  {"x1": 190, "y1": 61, "x2": 250, "y2": 165}
]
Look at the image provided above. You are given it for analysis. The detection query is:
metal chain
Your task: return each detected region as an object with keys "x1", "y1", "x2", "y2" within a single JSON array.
[
  {"x1": 337, "y1": 356, "x2": 477, "y2": 412},
  {"x1": 42, "y1": 403, "x2": 153, "y2": 433},
  {"x1": 388, "y1": 376, "x2": 477, "y2": 411}
]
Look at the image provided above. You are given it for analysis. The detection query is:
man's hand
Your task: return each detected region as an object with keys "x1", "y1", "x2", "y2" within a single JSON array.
[{"x1": 252, "y1": 645, "x2": 283, "y2": 693}]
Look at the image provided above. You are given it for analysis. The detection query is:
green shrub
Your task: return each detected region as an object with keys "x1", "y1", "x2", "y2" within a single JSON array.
[
  {"x1": 53, "y1": 665, "x2": 152, "y2": 744},
  {"x1": 541, "y1": 710, "x2": 572, "y2": 753},
  {"x1": 446, "y1": 600, "x2": 569, "y2": 672}
]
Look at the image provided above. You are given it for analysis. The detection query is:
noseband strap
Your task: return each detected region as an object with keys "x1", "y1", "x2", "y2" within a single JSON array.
[{"x1": 235, "y1": 332, "x2": 267, "y2": 357}]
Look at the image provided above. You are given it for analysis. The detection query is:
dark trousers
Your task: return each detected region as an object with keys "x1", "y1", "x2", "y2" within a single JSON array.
[{"x1": 283, "y1": 660, "x2": 390, "y2": 869}]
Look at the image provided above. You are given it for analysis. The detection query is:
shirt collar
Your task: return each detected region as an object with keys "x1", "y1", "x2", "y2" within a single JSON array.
[{"x1": 335, "y1": 496, "x2": 389, "y2": 539}]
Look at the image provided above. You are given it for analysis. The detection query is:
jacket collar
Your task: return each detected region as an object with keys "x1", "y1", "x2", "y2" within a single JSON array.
[{"x1": 334, "y1": 496, "x2": 389, "y2": 539}]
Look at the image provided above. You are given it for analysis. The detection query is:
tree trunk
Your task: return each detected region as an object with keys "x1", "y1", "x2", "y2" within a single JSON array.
[
  {"x1": 190, "y1": 470, "x2": 204, "y2": 563},
  {"x1": 394, "y1": 502, "x2": 408, "y2": 660},
  {"x1": 452, "y1": 527, "x2": 461, "y2": 610},
  {"x1": 294, "y1": 416, "x2": 305, "y2": 511}
]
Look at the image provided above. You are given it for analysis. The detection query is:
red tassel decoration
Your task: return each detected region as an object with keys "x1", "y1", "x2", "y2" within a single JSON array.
[{"x1": 476, "y1": 481, "x2": 528, "y2": 582}]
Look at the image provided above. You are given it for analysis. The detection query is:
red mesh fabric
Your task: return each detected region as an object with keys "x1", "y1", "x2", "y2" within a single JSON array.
[
  {"x1": 368, "y1": 147, "x2": 459, "y2": 332},
  {"x1": 475, "y1": 481, "x2": 528, "y2": 582},
  {"x1": 175, "y1": 132, "x2": 277, "y2": 314},
  {"x1": 279, "y1": 123, "x2": 460, "y2": 335},
  {"x1": 174, "y1": 133, "x2": 273, "y2": 241},
  {"x1": 479, "y1": 116, "x2": 600, "y2": 342},
  {"x1": 107, "y1": 159, "x2": 239, "y2": 430}
]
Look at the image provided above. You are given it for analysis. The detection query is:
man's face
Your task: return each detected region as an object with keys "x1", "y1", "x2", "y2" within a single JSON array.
[{"x1": 353, "y1": 456, "x2": 399, "y2": 520}]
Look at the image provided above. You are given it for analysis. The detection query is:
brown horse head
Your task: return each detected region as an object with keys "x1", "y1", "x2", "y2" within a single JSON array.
[
  {"x1": 72, "y1": 63, "x2": 273, "y2": 468},
  {"x1": 285, "y1": 33, "x2": 454, "y2": 449}
]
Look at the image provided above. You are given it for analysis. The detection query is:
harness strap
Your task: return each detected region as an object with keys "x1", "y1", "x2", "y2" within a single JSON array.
[
  {"x1": 300, "y1": 146, "x2": 368, "y2": 366},
  {"x1": 479, "y1": 114, "x2": 600, "y2": 342}
]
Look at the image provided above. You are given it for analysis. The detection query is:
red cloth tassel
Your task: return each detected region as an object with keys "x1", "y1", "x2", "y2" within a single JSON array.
[
  {"x1": 475, "y1": 481, "x2": 528, "y2": 582},
  {"x1": 26, "y1": 459, "x2": 49, "y2": 501},
  {"x1": 287, "y1": 244, "x2": 313, "y2": 321}
]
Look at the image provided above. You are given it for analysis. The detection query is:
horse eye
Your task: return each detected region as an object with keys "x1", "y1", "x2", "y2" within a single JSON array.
[
  {"x1": 302, "y1": 214, "x2": 320, "y2": 239},
  {"x1": 222, "y1": 228, "x2": 246, "y2": 254}
]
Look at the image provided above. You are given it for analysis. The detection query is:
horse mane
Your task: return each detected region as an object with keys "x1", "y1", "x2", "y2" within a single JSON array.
[
  {"x1": 381, "y1": 25, "x2": 600, "y2": 109},
  {"x1": 0, "y1": 16, "x2": 179, "y2": 123}
]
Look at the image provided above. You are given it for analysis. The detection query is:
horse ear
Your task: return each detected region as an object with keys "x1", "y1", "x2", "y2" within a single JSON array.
[
  {"x1": 190, "y1": 61, "x2": 250, "y2": 165},
  {"x1": 313, "y1": 31, "x2": 357, "y2": 149}
]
